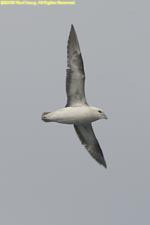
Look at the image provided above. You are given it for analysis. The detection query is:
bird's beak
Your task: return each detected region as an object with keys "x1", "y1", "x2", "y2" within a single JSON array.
[{"x1": 102, "y1": 113, "x2": 108, "y2": 120}]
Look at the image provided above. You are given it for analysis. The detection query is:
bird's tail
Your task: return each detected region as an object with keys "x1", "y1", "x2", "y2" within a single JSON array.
[{"x1": 41, "y1": 112, "x2": 51, "y2": 122}]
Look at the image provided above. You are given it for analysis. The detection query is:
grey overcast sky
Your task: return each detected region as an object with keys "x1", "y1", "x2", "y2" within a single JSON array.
[{"x1": 0, "y1": 1, "x2": 150, "y2": 225}]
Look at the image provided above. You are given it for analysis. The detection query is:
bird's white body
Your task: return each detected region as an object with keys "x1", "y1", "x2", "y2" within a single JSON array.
[{"x1": 45, "y1": 106, "x2": 106, "y2": 124}]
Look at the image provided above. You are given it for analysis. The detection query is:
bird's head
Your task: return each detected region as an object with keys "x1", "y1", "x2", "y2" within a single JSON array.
[{"x1": 91, "y1": 107, "x2": 108, "y2": 120}]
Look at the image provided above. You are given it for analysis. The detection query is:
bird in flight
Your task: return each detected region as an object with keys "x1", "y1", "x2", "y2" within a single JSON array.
[{"x1": 42, "y1": 25, "x2": 108, "y2": 168}]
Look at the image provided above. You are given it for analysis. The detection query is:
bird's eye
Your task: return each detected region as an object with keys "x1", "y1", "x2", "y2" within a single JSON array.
[{"x1": 98, "y1": 110, "x2": 102, "y2": 113}]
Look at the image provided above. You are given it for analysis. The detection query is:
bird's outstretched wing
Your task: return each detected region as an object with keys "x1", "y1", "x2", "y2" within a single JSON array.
[
  {"x1": 66, "y1": 25, "x2": 88, "y2": 107},
  {"x1": 74, "y1": 123, "x2": 107, "y2": 168}
]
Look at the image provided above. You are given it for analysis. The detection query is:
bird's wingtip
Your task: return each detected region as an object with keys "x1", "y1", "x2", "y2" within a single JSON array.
[
  {"x1": 67, "y1": 24, "x2": 80, "y2": 55},
  {"x1": 71, "y1": 24, "x2": 74, "y2": 29},
  {"x1": 103, "y1": 162, "x2": 107, "y2": 169},
  {"x1": 70, "y1": 24, "x2": 76, "y2": 34},
  {"x1": 100, "y1": 158, "x2": 107, "y2": 169}
]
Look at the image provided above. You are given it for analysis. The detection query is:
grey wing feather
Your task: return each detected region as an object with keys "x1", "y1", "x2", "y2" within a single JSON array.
[
  {"x1": 66, "y1": 25, "x2": 88, "y2": 107},
  {"x1": 74, "y1": 124, "x2": 107, "y2": 168}
]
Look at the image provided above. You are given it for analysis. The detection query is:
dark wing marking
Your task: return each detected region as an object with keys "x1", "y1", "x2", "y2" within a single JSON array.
[
  {"x1": 74, "y1": 123, "x2": 107, "y2": 168},
  {"x1": 66, "y1": 25, "x2": 88, "y2": 107}
]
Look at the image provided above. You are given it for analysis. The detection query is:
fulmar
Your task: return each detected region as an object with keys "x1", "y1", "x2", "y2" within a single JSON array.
[{"x1": 42, "y1": 25, "x2": 108, "y2": 168}]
